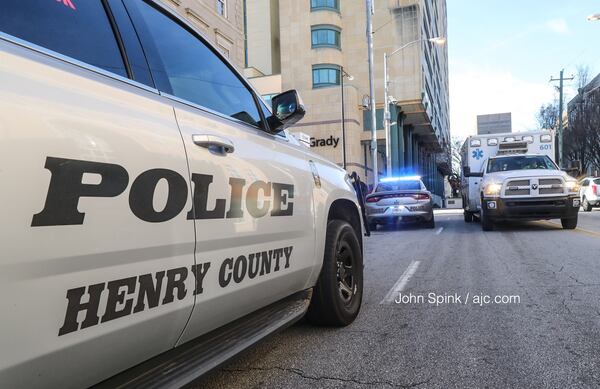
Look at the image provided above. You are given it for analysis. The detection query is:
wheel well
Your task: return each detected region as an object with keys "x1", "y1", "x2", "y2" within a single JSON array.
[{"x1": 328, "y1": 199, "x2": 363, "y2": 251}]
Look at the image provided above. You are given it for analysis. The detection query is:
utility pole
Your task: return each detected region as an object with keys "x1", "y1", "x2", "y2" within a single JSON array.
[
  {"x1": 550, "y1": 69, "x2": 574, "y2": 168},
  {"x1": 366, "y1": 0, "x2": 378, "y2": 188}
]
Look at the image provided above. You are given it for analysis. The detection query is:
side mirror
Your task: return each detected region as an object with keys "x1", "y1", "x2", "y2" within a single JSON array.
[
  {"x1": 562, "y1": 167, "x2": 579, "y2": 177},
  {"x1": 463, "y1": 166, "x2": 484, "y2": 177},
  {"x1": 267, "y1": 90, "x2": 306, "y2": 133},
  {"x1": 562, "y1": 160, "x2": 581, "y2": 177}
]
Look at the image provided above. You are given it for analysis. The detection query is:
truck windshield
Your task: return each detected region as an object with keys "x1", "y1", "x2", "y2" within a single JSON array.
[
  {"x1": 487, "y1": 155, "x2": 558, "y2": 173},
  {"x1": 375, "y1": 180, "x2": 421, "y2": 192}
]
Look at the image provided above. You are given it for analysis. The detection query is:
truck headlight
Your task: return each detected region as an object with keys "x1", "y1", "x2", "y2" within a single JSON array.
[
  {"x1": 483, "y1": 183, "x2": 502, "y2": 196},
  {"x1": 565, "y1": 180, "x2": 580, "y2": 193}
]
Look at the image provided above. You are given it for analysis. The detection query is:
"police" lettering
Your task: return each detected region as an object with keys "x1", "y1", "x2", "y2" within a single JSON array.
[{"x1": 32, "y1": 157, "x2": 294, "y2": 226}]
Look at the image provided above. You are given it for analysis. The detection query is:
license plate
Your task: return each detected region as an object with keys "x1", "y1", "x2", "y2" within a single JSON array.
[{"x1": 393, "y1": 205, "x2": 405, "y2": 213}]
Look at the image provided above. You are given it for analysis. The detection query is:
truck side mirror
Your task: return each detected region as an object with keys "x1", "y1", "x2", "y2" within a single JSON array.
[
  {"x1": 463, "y1": 166, "x2": 483, "y2": 178},
  {"x1": 267, "y1": 90, "x2": 306, "y2": 134},
  {"x1": 562, "y1": 167, "x2": 579, "y2": 177}
]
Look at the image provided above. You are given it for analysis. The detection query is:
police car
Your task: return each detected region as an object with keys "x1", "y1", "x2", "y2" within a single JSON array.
[{"x1": 0, "y1": 1, "x2": 365, "y2": 387}]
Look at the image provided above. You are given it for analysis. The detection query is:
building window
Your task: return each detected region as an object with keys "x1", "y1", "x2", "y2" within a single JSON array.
[
  {"x1": 311, "y1": 26, "x2": 341, "y2": 49},
  {"x1": 216, "y1": 0, "x2": 226, "y2": 17},
  {"x1": 217, "y1": 43, "x2": 230, "y2": 58},
  {"x1": 312, "y1": 65, "x2": 340, "y2": 88},
  {"x1": 310, "y1": 0, "x2": 339, "y2": 12}
]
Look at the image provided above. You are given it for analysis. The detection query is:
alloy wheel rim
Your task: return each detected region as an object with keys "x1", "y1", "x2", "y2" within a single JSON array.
[{"x1": 336, "y1": 239, "x2": 356, "y2": 304}]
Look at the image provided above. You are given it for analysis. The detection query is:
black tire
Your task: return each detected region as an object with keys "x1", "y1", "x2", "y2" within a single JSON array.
[
  {"x1": 561, "y1": 216, "x2": 578, "y2": 229},
  {"x1": 306, "y1": 220, "x2": 363, "y2": 326},
  {"x1": 464, "y1": 210, "x2": 473, "y2": 223},
  {"x1": 480, "y1": 207, "x2": 493, "y2": 231},
  {"x1": 582, "y1": 197, "x2": 592, "y2": 212},
  {"x1": 368, "y1": 222, "x2": 377, "y2": 231},
  {"x1": 424, "y1": 215, "x2": 435, "y2": 229}
]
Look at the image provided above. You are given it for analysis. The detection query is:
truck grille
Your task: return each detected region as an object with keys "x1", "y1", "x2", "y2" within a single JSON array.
[
  {"x1": 505, "y1": 179, "x2": 530, "y2": 196},
  {"x1": 503, "y1": 177, "x2": 565, "y2": 197},
  {"x1": 538, "y1": 178, "x2": 564, "y2": 195}
]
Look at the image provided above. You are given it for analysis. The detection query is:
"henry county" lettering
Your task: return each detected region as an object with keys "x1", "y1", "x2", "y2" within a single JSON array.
[{"x1": 58, "y1": 246, "x2": 293, "y2": 336}]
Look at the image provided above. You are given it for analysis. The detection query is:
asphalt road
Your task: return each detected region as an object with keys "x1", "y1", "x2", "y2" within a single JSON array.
[{"x1": 197, "y1": 209, "x2": 600, "y2": 388}]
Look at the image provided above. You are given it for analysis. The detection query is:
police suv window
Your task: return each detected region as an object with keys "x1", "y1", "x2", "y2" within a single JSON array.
[
  {"x1": 125, "y1": 0, "x2": 263, "y2": 128},
  {"x1": 0, "y1": 0, "x2": 127, "y2": 78}
]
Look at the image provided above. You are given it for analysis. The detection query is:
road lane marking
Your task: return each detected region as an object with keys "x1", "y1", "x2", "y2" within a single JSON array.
[
  {"x1": 435, "y1": 227, "x2": 444, "y2": 235},
  {"x1": 537, "y1": 220, "x2": 600, "y2": 238},
  {"x1": 380, "y1": 260, "x2": 420, "y2": 305}
]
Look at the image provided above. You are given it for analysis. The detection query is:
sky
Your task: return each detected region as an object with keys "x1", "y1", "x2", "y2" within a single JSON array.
[{"x1": 447, "y1": 0, "x2": 600, "y2": 139}]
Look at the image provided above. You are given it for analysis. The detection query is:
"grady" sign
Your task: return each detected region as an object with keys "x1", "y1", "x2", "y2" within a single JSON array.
[{"x1": 310, "y1": 136, "x2": 340, "y2": 148}]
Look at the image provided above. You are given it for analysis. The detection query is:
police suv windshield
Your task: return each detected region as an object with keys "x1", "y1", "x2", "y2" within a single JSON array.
[
  {"x1": 487, "y1": 155, "x2": 558, "y2": 173},
  {"x1": 375, "y1": 180, "x2": 422, "y2": 192}
]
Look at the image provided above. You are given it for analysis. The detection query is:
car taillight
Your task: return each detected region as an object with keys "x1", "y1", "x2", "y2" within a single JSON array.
[
  {"x1": 412, "y1": 194, "x2": 430, "y2": 200},
  {"x1": 593, "y1": 185, "x2": 598, "y2": 196},
  {"x1": 366, "y1": 197, "x2": 380, "y2": 203}
]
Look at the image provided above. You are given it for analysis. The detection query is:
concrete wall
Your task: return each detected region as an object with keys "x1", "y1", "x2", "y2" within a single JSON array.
[{"x1": 245, "y1": 0, "x2": 280, "y2": 75}]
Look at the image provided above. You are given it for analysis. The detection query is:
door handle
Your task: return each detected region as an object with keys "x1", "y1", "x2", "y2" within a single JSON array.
[{"x1": 192, "y1": 134, "x2": 235, "y2": 154}]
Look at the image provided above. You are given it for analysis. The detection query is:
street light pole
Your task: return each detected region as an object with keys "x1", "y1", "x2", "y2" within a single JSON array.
[
  {"x1": 340, "y1": 66, "x2": 353, "y2": 170},
  {"x1": 383, "y1": 52, "x2": 391, "y2": 177},
  {"x1": 383, "y1": 37, "x2": 446, "y2": 178},
  {"x1": 366, "y1": 0, "x2": 378, "y2": 188}
]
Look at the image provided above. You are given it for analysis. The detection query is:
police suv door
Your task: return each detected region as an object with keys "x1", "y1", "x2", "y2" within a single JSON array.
[
  {"x1": 0, "y1": 1, "x2": 195, "y2": 387},
  {"x1": 125, "y1": 0, "x2": 317, "y2": 342}
]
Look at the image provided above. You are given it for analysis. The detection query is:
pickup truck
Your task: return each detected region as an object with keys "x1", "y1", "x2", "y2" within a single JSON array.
[{"x1": 465, "y1": 154, "x2": 580, "y2": 231}]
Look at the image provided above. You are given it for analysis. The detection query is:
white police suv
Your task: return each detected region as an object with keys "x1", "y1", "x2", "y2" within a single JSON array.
[{"x1": 0, "y1": 1, "x2": 365, "y2": 387}]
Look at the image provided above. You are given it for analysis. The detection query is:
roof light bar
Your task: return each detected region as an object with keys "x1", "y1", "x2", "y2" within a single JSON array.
[{"x1": 380, "y1": 175, "x2": 421, "y2": 182}]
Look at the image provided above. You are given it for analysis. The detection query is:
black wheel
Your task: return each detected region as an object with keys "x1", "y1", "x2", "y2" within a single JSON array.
[
  {"x1": 582, "y1": 197, "x2": 592, "y2": 212},
  {"x1": 480, "y1": 207, "x2": 493, "y2": 231},
  {"x1": 368, "y1": 221, "x2": 377, "y2": 231},
  {"x1": 424, "y1": 214, "x2": 435, "y2": 229},
  {"x1": 306, "y1": 219, "x2": 363, "y2": 326},
  {"x1": 464, "y1": 210, "x2": 473, "y2": 223},
  {"x1": 561, "y1": 216, "x2": 578, "y2": 229}
]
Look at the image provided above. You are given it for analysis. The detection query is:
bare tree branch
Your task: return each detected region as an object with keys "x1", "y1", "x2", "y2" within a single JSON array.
[
  {"x1": 536, "y1": 102, "x2": 558, "y2": 130},
  {"x1": 576, "y1": 64, "x2": 590, "y2": 90}
]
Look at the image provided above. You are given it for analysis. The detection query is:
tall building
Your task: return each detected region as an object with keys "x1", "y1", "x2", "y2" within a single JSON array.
[
  {"x1": 246, "y1": 1, "x2": 450, "y2": 202},
  {"x1": 244, "y1": 0, "x2": 281, "y2": 76},
  {"x1": 159, "y1": 0, "x2": 245, "y2": 69},
  {"x1": 477, "y1": 112, "x2": 512, "y2": 135}
]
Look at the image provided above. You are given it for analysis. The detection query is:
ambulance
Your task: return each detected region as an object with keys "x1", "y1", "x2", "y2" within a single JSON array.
[{"x1": 461, "y1": 131, "x2": 580, "y2": 230}]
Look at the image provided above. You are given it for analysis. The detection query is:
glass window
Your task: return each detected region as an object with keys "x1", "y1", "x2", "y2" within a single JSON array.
[
  {"x1": 311, "y1": 26, "x2": 341, "y2": 48},
  {"x1": 216, "y1": 0, "x2": 226, "y2": 16},
  {"x1": 262, "y1": 94, "x2": 277, "y2": 107},
  {"x1": 375, "y1": 181, "x2": 422, "y2": 192},
  {"x1": 310, "y1": 0, "x2": 339, "y2": 11},
  {"x1": 487, "y1": 155, "x2": 558, "y2": 173},
  {"x1": 0, "y1": 0, "x2": 127, "y2": 77},
  {"x1": 312, "y1": 65, "x2": 340, "y2": 88},
  {"x1": 594, "y1": 179, "x2": 600, "y2": 185},
  {"x1": 127, "y1": 0, "x2": 262, "y2": 128}
]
